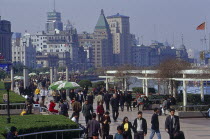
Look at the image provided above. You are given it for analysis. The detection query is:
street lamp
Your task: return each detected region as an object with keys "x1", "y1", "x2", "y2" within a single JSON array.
[{"x1": 3, "y1": 78, "x2": 11, "y2": 124}]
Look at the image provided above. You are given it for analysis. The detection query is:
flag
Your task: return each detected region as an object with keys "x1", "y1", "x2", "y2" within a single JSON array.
[{"x1": 196, "y1": 22, "x2": 205, "y2": 30}]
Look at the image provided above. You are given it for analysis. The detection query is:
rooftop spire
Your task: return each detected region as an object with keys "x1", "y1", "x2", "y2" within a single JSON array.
[
  {"x1": 181, "y1": 34, "x2": 184, "y2": 45},
  {"x1": 101, "y1": 9, "x2": 104, "y2": 15}
]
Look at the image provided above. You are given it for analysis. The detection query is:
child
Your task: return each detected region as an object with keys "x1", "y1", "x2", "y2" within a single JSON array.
[
  {"x1": 114, "y1": 126, "x2": 123, "y2": 139},
  {"x1": 96, "y1": 101, "x2": 105, "y2": 122},
  {"x1": 71, "y1": 113, "x2": 79, "y2": 123}
]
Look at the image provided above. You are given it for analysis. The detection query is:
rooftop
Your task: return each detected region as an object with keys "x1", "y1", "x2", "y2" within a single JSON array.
[{"x1": 107, "y1": 13, "x2": 129, "y2": 18}]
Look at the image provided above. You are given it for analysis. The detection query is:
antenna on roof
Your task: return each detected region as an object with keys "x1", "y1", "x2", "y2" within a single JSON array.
[
  {"x1": 101, "y1": 9, "x2": 104, "y2": 15},
  {"x1": 181, "y1": 34, "x2": 184, "y2": 45},
  {"x1": 53, "y1": 0, "x2": 56, "y2": 12}
]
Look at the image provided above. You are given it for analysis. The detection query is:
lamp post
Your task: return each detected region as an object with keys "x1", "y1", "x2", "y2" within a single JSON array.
[{"x1": 4, "y1": 78, "x2": 11, "y2": 123}]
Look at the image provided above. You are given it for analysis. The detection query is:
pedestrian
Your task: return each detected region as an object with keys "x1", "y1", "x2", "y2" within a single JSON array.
[
  {"x1": 162, "y1": 97, "x2": 168, "y2": 115},
  {"x1": 82, "y1": 100, "x2": 93, "y2": 124},
  {"x1": 76, "y1": 91, "x2": 84, "y2": 105},
  {"x1": 169, "y1": 95, "x2": 176, "y2": 105},
  {"x1": 61, "y1": 90, "x2": 67, "y2": 101},
  {"x1": 71, "y1": 100, "x2": 82, "y2": 123},
  {"x1": 101, "y1": 111, "x2": 111, "y2": 139},
  {"x1": 40, "y1": 87, "x2": 46, "y2": 103},
  {"x1": 87, "y1": 92, "x2": 94, "y2": 106},
  {"x1": 121, "y1": 117, "x2": 133, "y2": 139},
  {"x1": 143, "y1": 96, "x2": 149, "y2": 110},
  {"x1": 52, "y1": 90, "x2": 58, "y2": 103},
  {"x1": 104, "y1": 91, "x2": 111, "y2": 111},
  {"x1": 25, "y1": 96, "x2": 34, "y2": 114},
  {"x1": 71, "y1": 113, "x2": 79, "y2": 123},
  {"x1": 137, "y1": 95, "x2": 144, "y2": 111},
  {"x1": 149, "y1": 108, "x2": 161, "y2": 139},
  {"x1": 110, "y1": 94, "x2": 119, "y2": 122},
  {"x1": 126, "y1": 92, "x2": 132, "y2": 111},
  {"x1": 87, "y1": 113, "x2": 101, "y2": 139},
  {"x1": 48, "y1": 100, "x2": 58, "y2": 113},
  {"x1": 119, "y1": 93, "x2": 125, "y2": 112},
  {"x1": 133, "y1": 111, "x2": 147, "y2": 139},
  {"x1": 96, "y1": 101, "x2": 105, "y2": 122},
  {"x1": 69, "y1": 89, "x2": 76, "y2": 101},
  {"x1": 114, "y1": 126, "x2": 124, "y2": 139},
  {"x1": 7, "y1": 126, "x2": 18, "y2": 139},
  {"x1": 96, "y1": 92, "x2": 103, "y2": 106},
  {"x1": 165, "y1": 109, "x2": 180, "y2": 139},
  {"x1": 59, "y1": 99, "x2": 68, "y2": 117}
]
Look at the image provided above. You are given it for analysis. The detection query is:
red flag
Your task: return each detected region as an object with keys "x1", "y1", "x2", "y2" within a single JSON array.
[{"x1": 196, "y1": 22, "x2": 205, "y2": 30}]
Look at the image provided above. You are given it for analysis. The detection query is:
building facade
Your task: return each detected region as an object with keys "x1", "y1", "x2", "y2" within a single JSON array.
[
  {"x1": 0, "y1": 17, "x2": 12, "y2": 62},
  {"x1": 78, "y1": 10, "x2": 113, "y2": 68},
  {"x1": 107, "y1": 13, "x2": 131, "y2": 65},
  {"x1": 12, "y1": 33, "x2": 36, "y2": 68}
]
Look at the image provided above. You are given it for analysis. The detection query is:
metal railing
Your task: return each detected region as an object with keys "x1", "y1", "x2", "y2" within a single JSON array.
[
  {"x1": 0, "y1": 103, "x2": 25, "y2": 110},
  {"x1": 173, "y1": 105, "x2": 209, "y2": 111},
  {"x1": 17, "y1": 128, "x2": 83, "y2": 139}
]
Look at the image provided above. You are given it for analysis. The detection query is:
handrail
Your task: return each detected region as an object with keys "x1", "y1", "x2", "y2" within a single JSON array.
[
  {"x1": 17, "y1": 128, "x2": 83, "y2": 137},
  {"x1": 0, "y1": 103, "x2": 25, "y2": 105}
]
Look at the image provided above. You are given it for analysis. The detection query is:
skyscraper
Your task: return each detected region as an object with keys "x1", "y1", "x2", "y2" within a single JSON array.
[
  {"x1": 0, "y1": 16, "x2": 12, "y2": 62},
  {"x1": 45, "y1": 7, "x2": 63, "y2": 32},
  {"x1": 107, "y1": 13, "x2": 131, "y2": 65}
]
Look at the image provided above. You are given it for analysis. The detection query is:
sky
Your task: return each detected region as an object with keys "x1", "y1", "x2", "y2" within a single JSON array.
[{"x1": 1, "y1": 0, "x2": 210, "y2": 51}]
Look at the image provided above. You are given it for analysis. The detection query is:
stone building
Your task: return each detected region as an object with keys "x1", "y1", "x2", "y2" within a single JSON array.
[
  {"x1": 78, "y1": 10, "x2": 113, "y2": 68},
  {"x1": 107, "y1": 13, "x2": 131, "y2": 65},
  {"x1": 0, "y1": 17, "x2": 12, "y2": 62},
  {"x1": 12, "y1": 33, "x2": 36, "y2": 68}
]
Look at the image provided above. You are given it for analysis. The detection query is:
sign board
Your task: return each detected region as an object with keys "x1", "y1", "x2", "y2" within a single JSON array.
[
  {"x1": 205, "y1": 53, "x2": 210, "y2": 59},
  {"x1": 0, "y1": 63, "x2": 11, "y2": 72},
  {"x1": 3, "y1": 94, "x2": 8, "y2": 101}
]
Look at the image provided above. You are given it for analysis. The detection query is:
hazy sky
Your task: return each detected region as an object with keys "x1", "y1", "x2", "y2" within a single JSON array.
[{"x1": 1, "y1": 0, "x2": 210, "y2": 51}]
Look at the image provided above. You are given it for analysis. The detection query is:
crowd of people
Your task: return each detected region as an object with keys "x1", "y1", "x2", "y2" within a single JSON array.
[{"x1": 11, "y1": 74, "x2": 184, "y2": 139}]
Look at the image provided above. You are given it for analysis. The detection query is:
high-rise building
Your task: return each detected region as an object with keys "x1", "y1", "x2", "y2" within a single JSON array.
[
  {"x1": 78, "y1": 10, "x2": 113, "y2": 68},
  {"x1": 107, "y1": 13, "x2": 131, "y2": 65},
  {"x1": 0, "y1": 17, "x2": 12, "y2": 62},
  {"x1": 46, "y1": 9, "x2": 63, "y2": 32},
  {"x1": 12, "y1": 33, "x2": 36, "y2": 68}
]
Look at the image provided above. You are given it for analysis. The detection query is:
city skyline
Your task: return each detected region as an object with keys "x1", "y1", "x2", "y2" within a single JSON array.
[{"x1": 1, "y1": 0, "x2": 210, "y2": 50}]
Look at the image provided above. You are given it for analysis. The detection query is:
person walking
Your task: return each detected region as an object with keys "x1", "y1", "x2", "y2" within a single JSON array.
[
  {"x1": 121, "y1": 117, "x2": 133, "y2": 139},
  {"x1": 76, "y1": 91, "x2": 84, "y2": 105},
  {"x1": 110, "y1": 94, "x2": 119, "y2": 122},
  {"x1": 71, "y1": 100, "x2": 82, "y2": 123},
  {"x1": 114, "y1": 126, "x2": 124, "y2": 139},
  {"x1": 96, "y1": 101, "x2": 105, "y2": 122},
  {"x1": 69, "y1": 89, "x2": 76, "y2": 101},
  {"x1": 87, "y1": 92, "x2": 94, "y2": 106},
  {"x1": 126, "y1": 92, "x2": 132, "y2": 111},
  {"x1": 87, "y1": 113, "x2": 101, "y2": 139},
  {"x1": 82, "y1": 100, "x2": 93, "y2": 124},
  {"x1": 59, "y1": 99, "x2": 68, "y2": 117},
  {"x1": 119, "y1": 93, "x2": 125, "y2": 112},
  {"x1": 162, "y1": 98, "x2": 168, "y2": 115},
  {"x1": 101, "y1": 111, "x2": 111, "y2": 139},
  {"x1": 104, "y1": 91, "x2": 111, "y2": 111},
  {"x1": 96, "y1": 92, "x2": 103, "y2": 106},
  {"x1": 165, "y1": 109, "x2": 180, "y2": 139},
  {"x1": 133, "y1": 111, "x2": 147, "y2": 139},
  {"x1": 149, "y1": 108, "x2": 161, "y2": 139}
]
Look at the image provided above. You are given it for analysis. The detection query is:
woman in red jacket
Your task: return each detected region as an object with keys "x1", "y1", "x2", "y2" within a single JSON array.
[
  {"x1": 49, "y1": 100, "x2": 58, "y2": 113},
  {"x1": 96, "y1": 101, "x2": 104, "y2": 122}
]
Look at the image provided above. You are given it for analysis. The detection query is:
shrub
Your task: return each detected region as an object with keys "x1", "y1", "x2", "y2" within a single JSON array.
[
  {"x1": 0, "y1": 115, "x2": 79, "y2": 139},
  {"x1": 0, "y1": 82, "x2": 25, "y2": 104},
  {"x1": 78, "y1": 80, "x2": 92, "y2": 88},
  {"x1": 92, "y1": 81, "x2": 105, "y2": 88},
  {"x1": 132, "y1": 87, "x2": 156, "y2": 94}
]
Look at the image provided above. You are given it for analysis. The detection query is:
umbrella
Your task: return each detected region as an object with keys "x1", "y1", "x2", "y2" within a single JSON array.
[
  {"x1": 45, "y1": 72, "x2": 50, "y2": 74},
  {"x1": 48, "y1": 81, "x2": 65, "y2": 90},
  {"x1": 29, "y1": 73, "x2": 36, "y2": 76},
  {"x1": 39, "y1": 72, "x2": 44, "y2": 75},
  {"x1": 57, "y1": 82, "x2": 80, "y2": 90},
  {"x1": 14, "y1": 76, "x2": 24, "y2": 80}
]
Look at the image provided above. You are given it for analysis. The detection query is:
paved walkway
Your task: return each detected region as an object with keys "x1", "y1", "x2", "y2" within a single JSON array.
[{"x1": 44, "y1": 96, "x2": 210, "y2": 139}]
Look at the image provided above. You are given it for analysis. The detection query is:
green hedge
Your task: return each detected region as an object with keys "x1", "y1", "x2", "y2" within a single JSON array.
[
  {"x1": 0, "y1": 82, "x2": 25, "y2": 104},
  {"x1": 132, "y1": 87, "x2": 156, "y2": 94},
  {"x1": 177, "y1": 93, "x2": 210, "y2": 105},
  {"x1": 0, "y1": 115, "x2": 79, "y2": 139}
]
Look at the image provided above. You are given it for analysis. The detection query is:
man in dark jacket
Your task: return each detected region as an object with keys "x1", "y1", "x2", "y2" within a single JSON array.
[
  {"x1": 76, "y1": 91, "x2": 84, "y2": 105},
  {"x1": 165, "y1": 109, "x2": 180, "y2": 139},
  {"x1": 110, "y1": 94, "x2": 119, "y2": 122},
  {"x1": 126, "y1": 92, "x2": 132, "y2": 111},
  {"x1": 104, "y1": 91, "x2": 111, "y2": 111},
  {"x1": 82, "y1": 100, "x2": 93, "y2": 124},
  {"x1": 87, "y1": 113, "x2": 101, "y2": 138},
  {"x1": 149, "y1": 108, "x2": 161, "y2": 139},
  {"x1": 87, "y1": 92, "x2": 94, "y2": 106},
  {"x1": 59, "y1": 100, "x2": 68, "y2": 117},
  {"x1": 69, "y1": 89, "x2": 75, "y2": 101},
  {"x1": 133, "y1": 111, "x2": 147, "y2": 139},
  {"x1": 7, "y1": 126, "x2": 18, "y2": 139}
]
